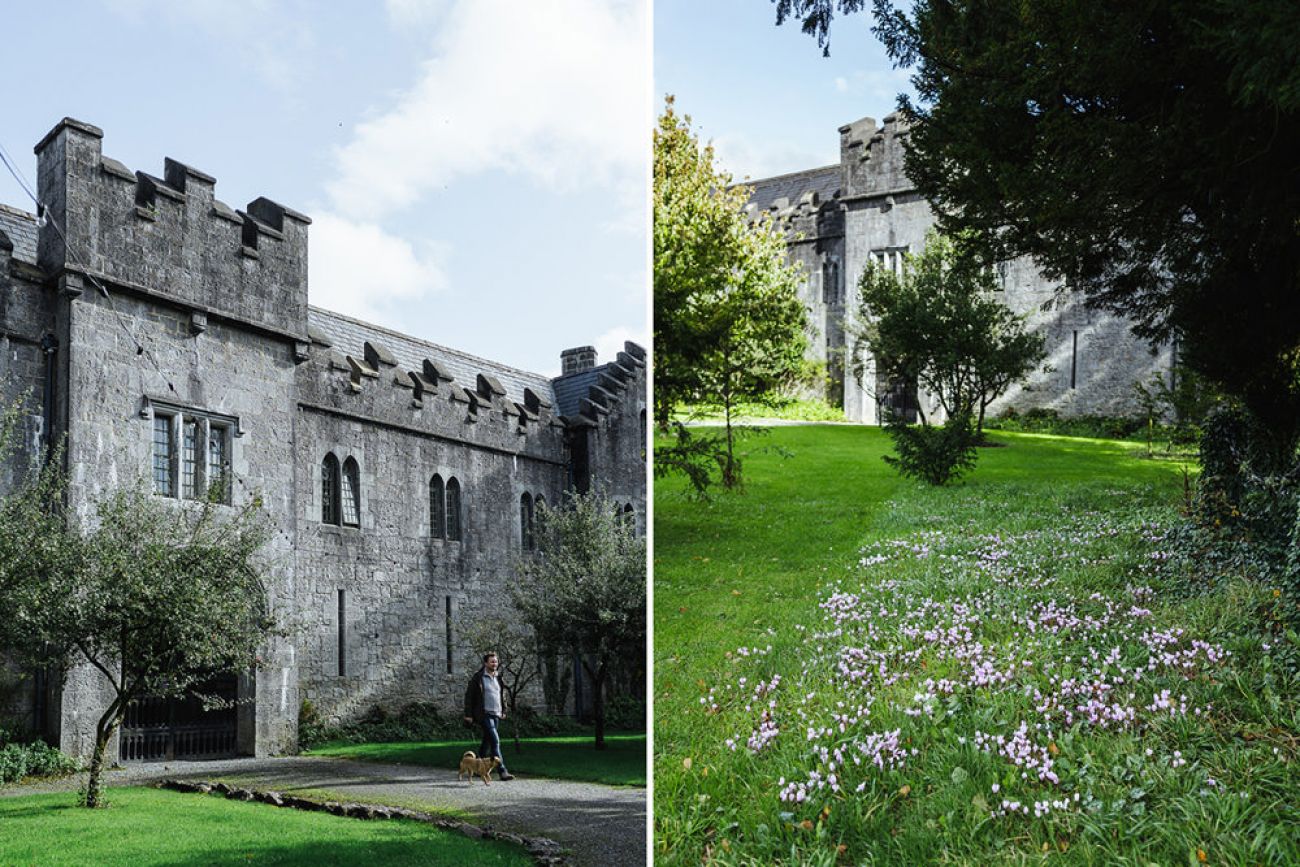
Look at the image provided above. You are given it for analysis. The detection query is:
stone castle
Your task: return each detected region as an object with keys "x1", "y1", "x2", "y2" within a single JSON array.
[
  {"x1": 0, "y1": 118, "x2": 646, "y2": 761},
  {"x1": 746, "y1": 113, "x2": 1170, "y2": 421}
]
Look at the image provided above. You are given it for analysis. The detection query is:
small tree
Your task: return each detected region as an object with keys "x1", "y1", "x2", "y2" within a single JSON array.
[
  {"x1": 2, "y1": 479, "x2": 274, "y2": 808},
  {"x1": 852, "y1": 234, "x2": 1045, "y2": 483},
  {"x1": 461, "y1": 619, "x2": 542, "y2": 752},
  {"x1": 510, "y1": 493, "x2": 645, "y2": 750},
  {"x1": 654, "y1": 96, "x2": 810, "y2": 492}
]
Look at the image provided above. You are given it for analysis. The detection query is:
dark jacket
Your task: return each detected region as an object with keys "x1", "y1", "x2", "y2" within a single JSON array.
[{"x1": 463, "y1": 667, "x2": 507, "y2": 724}]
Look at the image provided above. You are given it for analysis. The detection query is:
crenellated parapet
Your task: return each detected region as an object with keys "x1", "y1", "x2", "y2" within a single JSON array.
[
  {"x1": 298, "y1": 308, "x2": 570, "y2": 458},
  {"x1": 839, "y1": 112, "x2": 915, "y2": 201},
  {"x1": 35, "y1": 118, "x2": 309, "y2": 340},
  {"x1": 740, "y1": 164, "x2": 844, "y2": 246}
]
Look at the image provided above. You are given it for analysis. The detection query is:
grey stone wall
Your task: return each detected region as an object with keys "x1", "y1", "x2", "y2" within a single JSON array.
[
  {"x1": 291, "y1": 331, "x2": 572, "y2": 723},
  {"x1": 746, "y1": 113, "x2": 1173, "y2": 422},
  {"x1": 30, "y1": 118, "x2": 308, "y2": 759},
  {"x1": 2, "y1": 117, "x2": 646, "y2": 761}
]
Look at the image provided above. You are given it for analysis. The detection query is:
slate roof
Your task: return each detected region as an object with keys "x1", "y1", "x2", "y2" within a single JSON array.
[
  {"x1": 552, "y1": 368, "x2": 602, "y2": 418},
  {"x1": 307, "y1": 306, "x2": 558, "y2": 407},
  {"x1": 744, "y1": 164, "x2": 841, "y2": 213},
  {"x1": 0, "y1": 204, "x2": 38, "y2": 264}
]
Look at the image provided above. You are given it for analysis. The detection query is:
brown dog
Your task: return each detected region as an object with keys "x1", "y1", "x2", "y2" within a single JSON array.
[{"x1": 457, "y1": 750, "x2": 501, "y2": 785}]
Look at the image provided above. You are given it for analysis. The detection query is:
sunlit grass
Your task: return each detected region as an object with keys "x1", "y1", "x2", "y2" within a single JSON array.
[
  {"x1": 0, "y1": 787, "x2": 530, "y2": 866},
  {"x1": 654, "y1": 426, "x2": 1297, "y2": 865},
  {"x1": 308, "y1": 733, "x2": 646, "y2": 787}
]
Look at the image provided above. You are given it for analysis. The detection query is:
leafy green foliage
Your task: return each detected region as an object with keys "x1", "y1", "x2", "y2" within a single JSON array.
[
  {"x1": 654, "y1": 96, "x2": 810, "y2": 490},
  {"x1": 0, "y1": 741, "x2": 77, "y2": 785},
  {"x1": 0, "y1": 402, "x2": 277, "y2": 807},
  {"x1": 511, "y1": 493, "x2": 645, "y2": 749},
  {"x1": 882, "y1": 410, "x2": 977, "y2": 486},
  {"x1": 853, "y1": 233, "x2": 1046, "y2": 432},
  {"x1": 852, "y1": 234, "x2": 1044, "y2": 483},
  {"x1": 778, "y1": 0, "x2": 1300, "y2": 463}
]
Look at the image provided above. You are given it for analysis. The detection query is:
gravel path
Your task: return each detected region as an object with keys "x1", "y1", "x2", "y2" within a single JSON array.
[{"x1": 2, "y1": 756, "x2": 646, "y2": 867}]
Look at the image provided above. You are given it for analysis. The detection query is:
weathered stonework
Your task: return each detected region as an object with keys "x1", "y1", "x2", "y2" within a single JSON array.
[
  {"x1": 747, "y1": 113, "x2": 1171, "y2": 422},
  {"x1": 0, "y1": 118, "x2": 646, "y2": 761}
]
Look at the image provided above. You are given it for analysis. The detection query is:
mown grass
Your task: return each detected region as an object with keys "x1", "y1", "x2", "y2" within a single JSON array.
[
  {"x1": 675, "y1": 398, "x2": 847, "y2": 423},
  {"x1": 0, "y1": 786, "x2": 530, "y2": 866},
  {"x1": 309, "y1": 733, "x2": 647, "y2": 787},
  {"x1": 654, "y1": 426, "x2": 1300, "y2": 865}
]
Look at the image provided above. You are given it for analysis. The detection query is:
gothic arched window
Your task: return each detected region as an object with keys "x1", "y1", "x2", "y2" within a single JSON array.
[
  {"x1": 322, "y1": 453, "x2": 341, "y2": 525},
  {"x1": 520, "y1": 492, "x2": 534, "y2": 550},
  {"x1": 429, "y1": 474, "x2": 446, "y2": 539},
  {"x1": 446, "y1": 477, "x2": 463, "y2": 542},
  {"x1": 341, "y1": 457, "x2": 361, "y2": 528}
]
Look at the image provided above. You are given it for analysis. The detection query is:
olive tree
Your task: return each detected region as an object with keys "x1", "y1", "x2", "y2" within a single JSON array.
[
  {"x1": 1, "y1": 458, "x2": 275, "y2": 807},
  {"x1": 510, "y1": 493, "x2": 645, "y2": 749}
]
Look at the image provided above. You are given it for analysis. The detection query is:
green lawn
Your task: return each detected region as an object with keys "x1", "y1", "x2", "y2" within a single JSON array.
[
  {"x1": 309, "y1": 733, "x2": 647, "y2": 787},
  {"x1": 655, "y1": 426, "x2": 1300, "y2": 864},
  {"x1": 0, "y1": 787, "x2": 530, "y2": 866}
]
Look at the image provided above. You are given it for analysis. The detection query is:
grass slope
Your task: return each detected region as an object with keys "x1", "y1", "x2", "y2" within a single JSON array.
[
  {"x1": 0, "y1": 787, "x2": 530, "y2": 866},
  {"x1": 309, "y1": 733, "x2": 647, "y2": 787},
  {"x1": 655, "y1": 426, "x2": 1299, "y2": 865}
]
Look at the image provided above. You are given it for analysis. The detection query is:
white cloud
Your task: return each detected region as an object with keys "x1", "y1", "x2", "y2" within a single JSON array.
[
  {"x1": 834, "y1": 76, "x2": 848, "y2": 93},
  {"x1": 307, "y1": 213, "x2": 446, "y2": 324},
  {"x1": 328, "y1": 0, "x2": 649, "y2": 221}
]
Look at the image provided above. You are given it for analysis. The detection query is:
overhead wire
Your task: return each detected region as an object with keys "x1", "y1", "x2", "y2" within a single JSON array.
[{"x1": 0, "y1": 134, "x2": 301, "y2": 551}]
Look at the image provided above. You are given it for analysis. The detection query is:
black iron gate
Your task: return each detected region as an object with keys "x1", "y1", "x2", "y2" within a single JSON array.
[{"x1": 120, "y1": 673, "x2": 239, "y2": 762}]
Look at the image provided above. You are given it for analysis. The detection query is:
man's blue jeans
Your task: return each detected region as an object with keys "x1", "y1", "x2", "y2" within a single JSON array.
[{"x1": 479, "y1": 714, "x2": 508, "y2": 773}]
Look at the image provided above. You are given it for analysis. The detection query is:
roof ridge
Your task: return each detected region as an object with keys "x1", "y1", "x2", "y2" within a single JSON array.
[
  {"x1": 741, "y1": 164, "x2": 841, "y2": 187},
  {"x1": 307, "y1": 305, "x2": 552, "y2": 383}
]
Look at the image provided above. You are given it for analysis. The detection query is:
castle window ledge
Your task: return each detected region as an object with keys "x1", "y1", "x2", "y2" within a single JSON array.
[{"x1": 317, "y1": 523, "x2": 363, "y2": 537}]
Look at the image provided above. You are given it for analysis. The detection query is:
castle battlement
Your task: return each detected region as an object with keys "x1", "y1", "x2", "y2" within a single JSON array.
[
  {"x1": 839, "y1": 112, "x2": 914, "y2": 201},
  {"x1": 35, "y1": 118, "x2": 310, "y2": 340}
]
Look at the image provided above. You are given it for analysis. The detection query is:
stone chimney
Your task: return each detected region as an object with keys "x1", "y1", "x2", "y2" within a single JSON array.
[{"x1": 561, "y1": 346, "x2": 598, "y2": 374}]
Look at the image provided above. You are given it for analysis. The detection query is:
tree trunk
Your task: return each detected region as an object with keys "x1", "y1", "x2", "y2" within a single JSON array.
[
  {"x1": 84, "y1": 699, "x2": 123, "y2": 808},
  {"x1": 506, "y1": 685, "x2": 522, "y2": 752},
  {"x1": 722, "y1": 386, "x2": 738, "y2": 489},
  {"x1": 582, "y1": 658, "x2": 607, "y2": 750}
]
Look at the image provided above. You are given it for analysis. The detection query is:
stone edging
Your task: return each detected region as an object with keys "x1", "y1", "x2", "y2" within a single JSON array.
[{"x1": 156, "y1": 779, "x2": 571, "y2": 866}]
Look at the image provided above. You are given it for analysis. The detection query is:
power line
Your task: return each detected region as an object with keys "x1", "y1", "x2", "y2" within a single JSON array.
[{"x1": 0, "y1": 135, "x2": 298, "y2": 551}]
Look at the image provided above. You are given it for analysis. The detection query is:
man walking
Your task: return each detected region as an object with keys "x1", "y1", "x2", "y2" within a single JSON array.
[{"x1": 464, "y1": 650, "x2": 514, "y2": 780}]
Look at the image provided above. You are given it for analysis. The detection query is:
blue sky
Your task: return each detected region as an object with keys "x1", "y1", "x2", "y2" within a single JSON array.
[
  {"x1": 655, "y1": 0, "x2": 915, "y2": 181},
  {"x1": 0, "y1": 1, "x2": 648, "y2": 377}
]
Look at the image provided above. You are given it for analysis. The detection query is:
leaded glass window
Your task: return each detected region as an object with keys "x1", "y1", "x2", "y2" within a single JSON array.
[
  {"x1": 208, "y1": 423, "x2": 230, "y2": 504},
  {"x1": 182, "y1": 419, "x2": 199, "y2": 499},
  {"x1": 520, "y1": 492, "x2": 533, "y2": 550},
  {"x1": 429, "y1": 475, "x2": 445, "y2": 539},
  {"x1": 153, "y1": 416, "x2": 174, "y2": 496},
  {"x1": 446, "y1": 477, "x2": 462, "y2": 541},
  {"x1": 322, "y1": 454, "x2": 340, "y2": 525},
  {"x1": 341, "y1": 457, "x2": 360, "y2": 527}
]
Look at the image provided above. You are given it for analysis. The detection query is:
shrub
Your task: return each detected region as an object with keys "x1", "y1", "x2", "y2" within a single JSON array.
[
  {"x1": 603, "y1": 695, "x2": 646, "y2": 730},
  {"x1": 299, "y1": 701, "x2": 466, "y2": 749},
  {"x1": 883, "y1": 412, "x2": 979, "y2": 486},
  {"x1": 986, "y1": 408, "x2": 1149, "y2": 440},
  {"x1": 0, "y1": 741, "x2": 77, "y2": 785}
]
